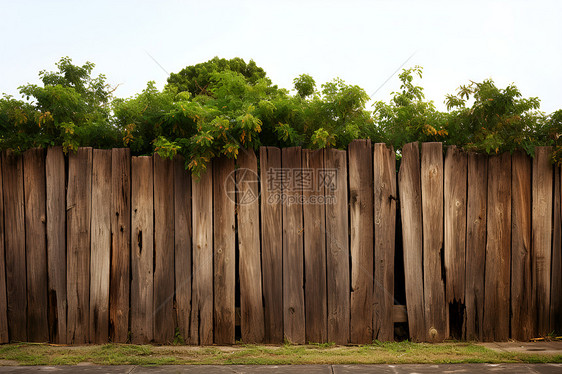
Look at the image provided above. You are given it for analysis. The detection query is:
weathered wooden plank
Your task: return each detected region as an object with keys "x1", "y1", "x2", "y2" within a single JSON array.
[
  {"x1": 89, "y1": 149, "x2": 111, "y2": 344},
  {"x1": 483, "y1": 153, "x2": 511, "y2": 341},
  {"x1": 373, "y1": 143, "x2": 397, "y2": 342},
  {"x1": 464, "y1": 153, "x2": 487, "y2": 341},
  {"x1": 421, "y1": 142, "x2": 447, "y2": 342},
  {"x1": 550, "y1": 166, "x2": 562, "y2": 334},
  {"x1": 282, "y1": 147, "x2": 305, "y2": 344},
  {"x1": 237, "y1": 150, "x2": 265, "y2": 343},
  {"x1": 398, "y1": 142, "x2": 425, "y2": 342},
  {"x1": 23, "y1": 148, "x2": 49, "y2": 342},
  {"x1": 153, "y1": 154, "x2": 175, "y2": 344},
  {"x1": 325, "y1": 148, "x2": 350, "y2": 345},
  {"x1": 213, "y1": 157, "x2": 236, "y2": 345},
  {"x1": 259, "y1": 147, "x2": 284, "y2": 343},
  {"x1": 2, "y1": 151, "x2": 27, "y2": 342},
  {"x1": 302, "y1": 149, "x2": 327, "y2": 343},
  {"x1": 348, "y1": 140, "x2": 373, "y2": 344},
  {"x1": 67, "y1": 147, "x2": 92, "y2": 344},
  {"x1": 46, "y1": 147, "x2": 67, "y2": 344},
  {"x1": 533, "y1": 146, "x2": 553, "y2": 336},
  {"x1": 511, "y1": 151, "x2": 534, "y2": 341},
  {"x1": 191, "y1": 166, "x2": 213, "y2": 345},
  {"x1": 109, "y1": 148, "x2": 131, "y2": 343},
  {"x1": 174, "y1": 155, "x2": 192, "y2": 343},
  {"x1": 0, "y1": 157, "x2": 7, "y2": 343},
  {"x1": 130, "y1": 156, "x2": 154, "y2": 344}
]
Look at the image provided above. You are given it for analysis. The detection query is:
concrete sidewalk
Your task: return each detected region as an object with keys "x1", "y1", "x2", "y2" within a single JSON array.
[{"x1": 1, "y1": 364, "x2": 562, "y2": 373}]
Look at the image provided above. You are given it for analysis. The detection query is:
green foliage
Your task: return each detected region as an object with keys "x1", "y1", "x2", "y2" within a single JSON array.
[{"x1": 2, "y1": 56, "x2": 562, "y2": 174}]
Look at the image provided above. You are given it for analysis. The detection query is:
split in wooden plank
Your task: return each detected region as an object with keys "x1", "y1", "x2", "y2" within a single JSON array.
[
  {"x1": 130, "y1": 156, "x2": 154, "y2": 344},
  {"x1": 109, "y1": 148, "x2": 131, "y2": 343},
  {"x1": 259, "y1": 147, "x2": 284, "y2": 343},
  {"x1": 282, "y1": 147, "x2": 305, "y2": 344},
  {"x1": 348, "y1": 140, "x2": 374, "y2": 344},
  {"x1": 398, "y1": 142, "x2": 425, "y2": 342},
  {"x1": 46, "y1": 147, "x2": 67, "y2": 344},
  {"x1": 213, "y1": 157, "x2": 236, "y2": 345},
  {"x1": 373, "y1": 143, "x2": 397, "y2": 342},
  {"x1": 237, "y1": 149, "x2": 265, "y2": 343},
  {"x1": 67, "y1": 147, "x2": 93, "y2": 344},
  {"x1": 511, "y1": 151, "x2": 534, "y2": 341},
  {"x1": 302, "y1": 148, "x2": 328, "y2": 343},
  {"x1": 325, "y1": 148, "x2": 350, "y2": 345},
  {"x1": 550, "y1": 166, "x2": 562, "y2": 334},
  {"x1": 0, "y1": 157, "x2": 8, "y2": 343}
]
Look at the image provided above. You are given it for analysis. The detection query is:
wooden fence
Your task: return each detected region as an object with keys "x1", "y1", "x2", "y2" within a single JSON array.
[{"x1": 0, "y1": 140, "x2": 560, "y2": 344}]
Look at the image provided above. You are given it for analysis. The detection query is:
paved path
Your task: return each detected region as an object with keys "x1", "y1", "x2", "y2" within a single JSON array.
[{"x1": 1, "y1": 364, "x2": 562, "y2": 373}]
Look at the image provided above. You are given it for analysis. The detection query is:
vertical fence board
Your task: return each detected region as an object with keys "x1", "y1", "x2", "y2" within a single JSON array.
[
  {"x1": 23, "y1": 149, "x2": 49, "y2": 342},
  {"x1": 2, "y1": 151, "x2": 27, "y2": 342},
  {"x1": 398, "y1": 143, "x2": 425, "y2": 341},
  {"x1": 191, "y1": 166, "x2": 213, "y2": 345},
  {"x1": 373, "y1": 143, "x2": 396, "y2": 341},
  {"x1": 511, "y1": 151, "x2": 533, "y2": 341},
  {"x1": 325, "y1": 148, "x2": 350, "y2": 345},
  {"x1": 153, "y1": 155, "x2": 175, "y2": 344},
  {"x1": 483, "y1": 153, "x2": 511, "y2": 341},
  {"x1": 303, "y1": 149, "x2": 327, "y2": 343},
  {"x1": 551, "y1": 166, "x2": 562, "y2": 334},
  {"x1": 421, "y1": 142, "x2": 447, "y2": 342},
  {"x1": 282, "y1": 147, "x2": 305, "y2": 344},
  {"x1": 0, "y1": 157, "x2": 7, "y2": 343},
  {"x1": 259, "y1": 147, "x2": 284, "y2": 343},
  {"x1": 130, "y1": 156, "x2": 154, "y2": 344},
  {"x1": 237, "y1": 150, "x2": 265, "y2": 343},
  {"x1": 174, "y1": 156, "x2": 192, "y2": 343},
  {"x1": 89, "y1": 149, "x2": 111, "y2": 344},
  {"x1": 109, "y1": 148, "x2": 130, "y2": 343},
  {"x1": 67, "y1": 147, "x2": 92, "y2": 344},
  {"x1": 444, "y1": 146, "x2": 467, "y2": 303},
  {"x1": 533, "y1": 146, "x2": 553, "y2": 336},
  {"x1": 465, "y1": 153, "x2": 487, "y2": 341},
  {"x1": 213, "y1": 157, "x2": 236, "y2": 345},
  {"x1": 348, "y1": 140, "x2": 373, "y2": 344},
  {"x1": 46, "y1": 147, "x2": 66, "y2": 343}
]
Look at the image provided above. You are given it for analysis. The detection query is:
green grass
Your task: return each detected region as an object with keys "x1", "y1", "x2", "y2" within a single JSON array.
[{"x1": 0, "y1": 341, "x2": 560, "y2": 366}]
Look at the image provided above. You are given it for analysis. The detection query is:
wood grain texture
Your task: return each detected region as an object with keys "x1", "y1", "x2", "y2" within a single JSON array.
[
  {"x1": 23, "y1": 148, "x2": 49, "y2": 342},
  {"x1": 153, "y1": 154, "x2": 175, "y2": 344},
  {"x1": 191, "y1": 166, "x2": 213, "y2": 345},
  {"x1": 464, "y1": 153, "x2": 487, "y2": 341},
  {"x1": 552, "y1": 166, "x2": 562, "y2": 334},
  {"x1": 302, "y1": 149, "x2": 327, "y2": 343},
  {"x1": 511, "y1": 151, "x2": 534, "y2": 341},
  {"x1": 324, "y1": 148, "x2": 350, "y2": 345},
  {"x1": 237, "y1": 150, "x2": 265, "y2": 343},
  {"x1": 66, "y1": 147, "x2": 92, "y2": 344},
  {"x1": 348, "y1": 140, "x2": 374, "y2": 344},
  {"x1": 46, "y1": 147, "x2": 67, "y2": 344},
  {"x1": 130, "y1": 156, "x2": 154, "y2": 344},
  {"x1": 373, "y1": 143, "x2": 397, "y2": 342},
  {"x1": 532, "y1": 146, "x2": 553, "y2": 336},
  {"x1": 398, "y1": 142, "x2": 425, "y2": 342},
  {"x1": 0, "y1": 157, "x2": 7, "y2": 343},
  {"x1": 483, "y1": 153, "x2": 511, "y2": 341},
  {"x1": 213, "y1": 157, "x2": 236, "y2": 345},
  {"x1": 109, "y1": 148, "x2": 131, "y2": 343},
  {"x1": 89, "y1": 149, "x2": 111, "y2": 344},
  {"x1": 2, "y1": 151, "x2": 27, "y2": 342},
  {"x1": 282, "y1": 147, "x2": 305, "y2": 344},
  {"x1": 421, "y1": 142, "x2": 447, "y2": 342},
  {"x1": 259, "y1": 147, "x2": 284, "y2": 343},
  {"x1": 173, "y1": 155, "x2": 192, "y2": 343},
  {"x1": 444, "y1": 146, "x2": 467, "y2": 305}
]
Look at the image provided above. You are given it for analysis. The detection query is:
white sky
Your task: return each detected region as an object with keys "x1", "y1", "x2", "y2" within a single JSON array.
[{"x1": 1, "y1": 0, "x2": 561, "y2": 113}]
